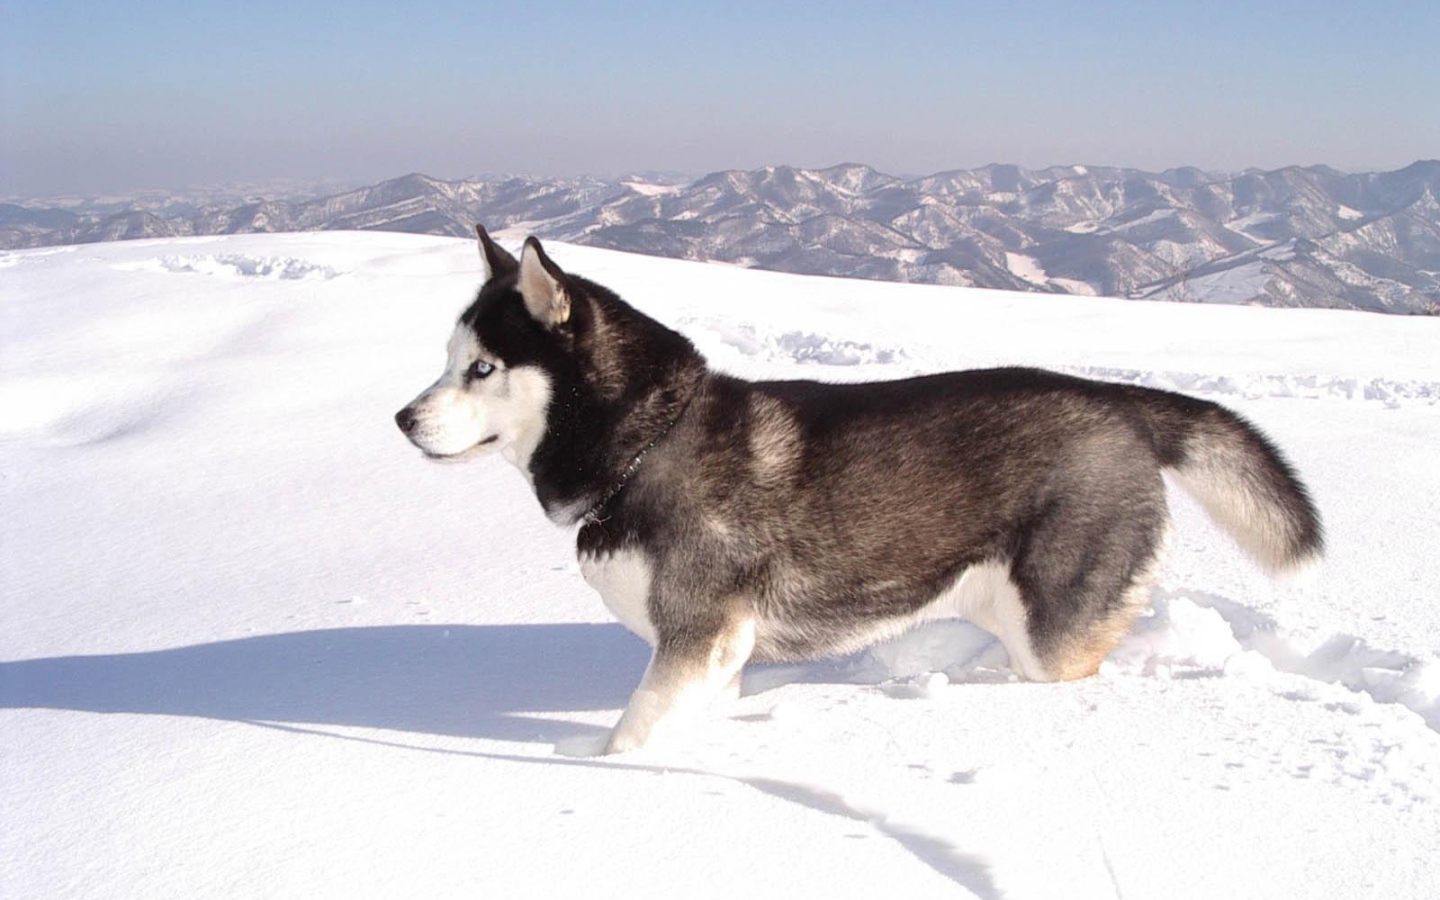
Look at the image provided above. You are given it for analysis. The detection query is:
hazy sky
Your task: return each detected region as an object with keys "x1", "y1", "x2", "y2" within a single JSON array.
[{"x1": 3, "y1": 0, "x2": 1437, "y2": 196}]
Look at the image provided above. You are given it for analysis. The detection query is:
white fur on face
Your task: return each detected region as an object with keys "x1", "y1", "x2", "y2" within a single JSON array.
[{"x1": 400, "y1": 323, "x2": 552, "y2": 471}]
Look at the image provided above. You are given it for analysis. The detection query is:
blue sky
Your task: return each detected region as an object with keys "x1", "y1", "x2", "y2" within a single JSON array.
[{"x1": 2, "y1": 0, "x2": 1436, "y2": 195}]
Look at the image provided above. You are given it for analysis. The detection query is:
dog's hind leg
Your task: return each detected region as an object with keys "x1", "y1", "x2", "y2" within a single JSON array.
[
  {"x1": 1043, "y1": 570, "x2": 1156, "y2": 681},
  {"x1": 1010, "y1": 486, "x2": 1169, "y2": 682},
  {"x1": 1058, "y1": 521, "x2": 1168, "y2": 678},
  {"x1": 604, "y1": 607, "x2": 756, "y2": 754}
]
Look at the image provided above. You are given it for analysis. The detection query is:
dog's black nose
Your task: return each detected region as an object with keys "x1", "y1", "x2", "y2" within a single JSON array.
[{"x1": 395, "y1": 407, "x2": 418, "y2": 434}]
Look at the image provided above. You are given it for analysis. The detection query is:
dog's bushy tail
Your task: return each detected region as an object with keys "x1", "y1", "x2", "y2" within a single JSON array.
[{"x1": 1132, "y1": 386, "x2": 1323, "y2": 574}]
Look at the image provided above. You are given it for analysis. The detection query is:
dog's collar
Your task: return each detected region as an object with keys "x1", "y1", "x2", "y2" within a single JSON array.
[{"x1": 581, "y1": 391, "x2": 696, "y2": 526}]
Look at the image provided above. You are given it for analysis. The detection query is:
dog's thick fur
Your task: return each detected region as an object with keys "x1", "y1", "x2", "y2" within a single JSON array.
[{"x1": 397, "y1": 227, "x2": 1323, "y2": 753}]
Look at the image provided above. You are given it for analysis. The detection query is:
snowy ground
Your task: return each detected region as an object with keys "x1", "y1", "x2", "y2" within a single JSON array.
[{"x1": 3, "y1": 232, "x2": 1439, "y2": 899}]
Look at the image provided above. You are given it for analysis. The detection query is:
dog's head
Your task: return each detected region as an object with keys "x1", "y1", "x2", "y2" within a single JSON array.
[
  {"x1": 394, "y1": 225, "x2": 574, "y2": 472},
  {"x1": 396, "y1": 225, "x2": 705, "y2": 520}
]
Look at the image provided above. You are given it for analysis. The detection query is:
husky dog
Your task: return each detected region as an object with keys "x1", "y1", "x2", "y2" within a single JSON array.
[{"x1": 396, "y1": 226, "x2": 1323, "y2": 754}]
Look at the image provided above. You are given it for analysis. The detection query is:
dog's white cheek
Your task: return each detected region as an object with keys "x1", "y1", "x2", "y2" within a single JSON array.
[
  {"x1": 413, "y1": 388, "x2": 488, "y2": 456},
  {"x1": 492, "y1": 368, "x2": 553, "y2": 472}
]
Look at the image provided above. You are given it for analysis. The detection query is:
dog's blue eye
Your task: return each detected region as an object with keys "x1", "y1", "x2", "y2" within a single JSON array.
[{"x1": 468, "y1": 360, "x2": 495, "y2": 380}]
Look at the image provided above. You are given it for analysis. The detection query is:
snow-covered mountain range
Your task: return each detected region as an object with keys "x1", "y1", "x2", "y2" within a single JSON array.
[{"x1": 5, "y1": 160, "x2": 1438, "y2": 313}]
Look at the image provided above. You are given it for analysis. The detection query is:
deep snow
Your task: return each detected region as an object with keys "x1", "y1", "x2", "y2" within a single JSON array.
[{"x1": 3, "y1": 233, "x2": 1439, "y2": 899}]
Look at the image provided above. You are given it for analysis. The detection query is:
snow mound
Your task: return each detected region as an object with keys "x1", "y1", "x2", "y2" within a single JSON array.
[
  {"x1": 0, "y1": 373, "x2": 172, "y2": 447},
  {"x1": 119, "y1": 253, "x2": 341, "y2": 280},
  {"x1": 695, "y1": 318, "x2": 908, "y2": 367},
  {"x1": 1108, "y1": 597, "x2": 1246, "y2": 676}
]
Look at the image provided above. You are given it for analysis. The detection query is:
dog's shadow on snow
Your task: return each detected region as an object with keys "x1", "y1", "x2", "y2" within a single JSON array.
[
  {"x1": 1, "y1": 621, "x2": 1010, "y2": 745},
  {"x1": 0, "y1": 624, "x2": 653, "y2": 744}
]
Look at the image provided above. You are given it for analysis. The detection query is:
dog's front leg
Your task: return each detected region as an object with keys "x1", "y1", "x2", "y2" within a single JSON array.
[{"x1": 605, "y1": 612, "x2": 755, "y2": 754}]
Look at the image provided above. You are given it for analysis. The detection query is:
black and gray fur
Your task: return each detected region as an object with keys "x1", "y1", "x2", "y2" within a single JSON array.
[{"x1": 396, "y1": 226, "x2": 1323, "y2": 753}]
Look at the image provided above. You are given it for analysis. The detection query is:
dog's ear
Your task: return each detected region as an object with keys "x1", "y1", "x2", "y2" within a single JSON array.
[
  {"x1": 518, "y1": 237, "x2": 571, "y2": 328},
  {"x1": 475, "y1": 224, "x2": 518, "y2": 281}
]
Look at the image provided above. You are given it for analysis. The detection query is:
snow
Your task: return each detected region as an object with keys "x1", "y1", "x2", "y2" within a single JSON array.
[
  {"x1": 1226, "y1": 211, "x2": 1280, "y2": 240},
  {"x1": 1002, "y1": 252, "x2": 1106, "y2": 297},
  {"x1": 622, "y1": 177, "x2": 682, "y2": 194},
  {"x1": 1003, "y1": 251, "x2": 1049, "y2": 287},
  {"x1": 1047, "y1": 275, "x2": 1099, "y2": 295},
  {"x1": 1166, "y1": 258, "x2": 1272, "y2": 305},
  {"x1": 1106, "y1": 208, "x2": 1179, "y2": 231},
  {"x1": 3, "y1": 232, "x2": 1439, "y2": 899}
]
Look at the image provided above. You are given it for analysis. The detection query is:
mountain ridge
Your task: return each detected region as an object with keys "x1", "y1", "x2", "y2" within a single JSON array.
[{"x1": 4, "y1": 161, "x2": 1437, "y2": 313}]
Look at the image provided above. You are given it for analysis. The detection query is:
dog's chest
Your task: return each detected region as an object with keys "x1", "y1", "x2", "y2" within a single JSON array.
[{"x1": 578, "y1": 549, "x2": 656, "y2": 645}]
